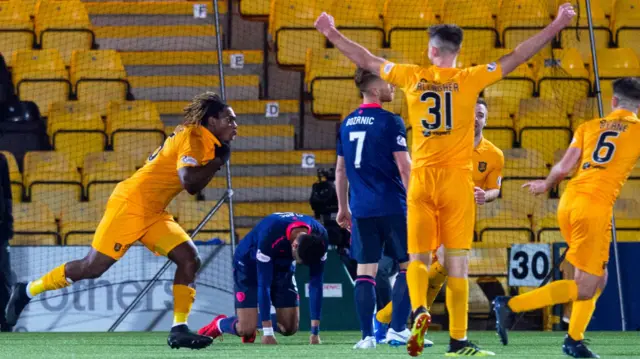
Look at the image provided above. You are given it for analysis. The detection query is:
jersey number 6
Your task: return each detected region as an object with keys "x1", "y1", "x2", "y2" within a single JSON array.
[
  {"x1": 592, "y1": 131, "x2": 619, "y2": 164},
  {"x1": 420, "y1": 91, "x2": 453, "y2": 136}
]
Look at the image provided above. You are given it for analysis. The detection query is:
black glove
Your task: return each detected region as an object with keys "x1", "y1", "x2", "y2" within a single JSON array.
[{"x1": 214, "y1": 142, "x2": 231, "y2": 164}]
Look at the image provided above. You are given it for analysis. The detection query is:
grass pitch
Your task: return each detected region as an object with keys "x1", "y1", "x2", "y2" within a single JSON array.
[{"x1": 0, "y1": 331, "x2": 637, "y2": 358}]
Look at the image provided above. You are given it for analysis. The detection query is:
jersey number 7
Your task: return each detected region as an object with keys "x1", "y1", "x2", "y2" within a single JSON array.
[
  {"x1": 349, "y1": 131, "x2": 366, "y2": 169},
  {"x1": 421, "y1": 91, "x2": 453, "y2": 137}
]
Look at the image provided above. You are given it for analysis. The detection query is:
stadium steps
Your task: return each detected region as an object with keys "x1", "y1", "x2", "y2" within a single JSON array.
[
  {"x1": 202, "y1": 176, "x2": 315, "y2": 202},
  {"x1": 127, "y1": 75, "x2": 259, "y2": 101},
  {"x1": 157, "y1": 100, "x2": 298, "y2": 126},
  {"x1": 86, "y1": 1, "x2": 227, "y2": 26},
  {"x1": 219, "y1": 150, "x2": 335, "y2": 177},
  {"x1": 233, "y1": 202, "x2": 314, "y2": 228},
  {"x1": 93, "y1": 25, "x2": 218, "y2": 51},
  {"x1": 120, "y1": 50, "x2": 263, "y2": 77}
]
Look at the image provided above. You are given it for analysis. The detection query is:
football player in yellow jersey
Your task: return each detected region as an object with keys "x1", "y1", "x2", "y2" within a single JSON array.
[
  {"x1": 374, "y1": 98, "x2": 503, "y2": 341},
  {"x1": 316, "y1": 3, "x2": 575, "y2": 356},
  {"x1": 5, "y1": 92, "x2": 237, "y2": 349},
  {"x1": 493, "y1": 78, "x2": 640, "y2": 358}
]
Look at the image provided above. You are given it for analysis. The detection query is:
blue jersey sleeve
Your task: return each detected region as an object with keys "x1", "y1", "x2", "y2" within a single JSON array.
[
  {"x1": 388, "y1": 115, "x2": 408, "y2": 153},
  {"x1": 308, "y1": 254, "x2": 326, "y2": 321},
  {"x1": 256, "y1": 235, "x2": 275, "y2": 323}
]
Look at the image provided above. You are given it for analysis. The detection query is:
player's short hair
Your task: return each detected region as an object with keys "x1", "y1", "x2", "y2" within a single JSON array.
[
  {"x1": 297, "y1": 233, "x2": 326, "y2": 265},
  {"x1": 476, "y1": 98, "x2": 488, "y2": 109},
  {"x1": 428, "y1": 24, "x2": 463, "y2": 54},
  {"x1": 183, "y1": 91, "x2": 228, "y2": 126},
  {"x1": 354, "y1": 67, "x2": 380, "y2": 93},
  {"x1": 613, "y1": 78, "x2": 640, "y2": 107}
]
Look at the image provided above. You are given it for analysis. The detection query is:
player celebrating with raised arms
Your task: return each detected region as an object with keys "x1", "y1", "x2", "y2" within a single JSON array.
[
  {"x1": 335, "y1": 68, "x2": 414, "y2": 349},
  {"x1": 5, "y1": 92, "x2": 237, "y2": 349},
  {"x1": 315, "y1": 3, "x2": 575, "y2": 356},
  {"x1": 494, "y1": 78, "x2": 640, "y2": 358},
  {"x1": 199, "y1": 212, "x2": 328, "y2": 345},
  {"x1": 374, "y1": 98, "x2": 504, "y2": 342}
]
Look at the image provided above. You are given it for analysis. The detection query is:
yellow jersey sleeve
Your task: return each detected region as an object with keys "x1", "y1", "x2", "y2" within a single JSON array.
[
  {"x1": 176, "y1": 128, "x2": 215, "y2": 169},
  {"x1": 485, "y1": 150, "x2": 504, "y2": 190},
  {"x1": 379, "y1": 61, "x2": 420, "y2": 90},
  {"x1": 570, "y1": 123, "x2": 585, "y2": 150},
  {"x1": 464, "y1": 62, "x2": 503, "y2": 93}
]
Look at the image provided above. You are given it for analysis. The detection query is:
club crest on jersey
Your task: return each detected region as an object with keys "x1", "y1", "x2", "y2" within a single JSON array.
[
  {"x1": 487, "y1": 62, "x2": 497, "y2": 72},
  {"x1": 478, "y1": 161, "x2": 487, "y2": 173},
  {"x1": 181, "y1": 155, "x2": 198, "y2": 165}
]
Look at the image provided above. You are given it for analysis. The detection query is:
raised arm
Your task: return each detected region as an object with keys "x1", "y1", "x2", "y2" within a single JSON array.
[
  {"x1": 499, "y1": 3, "x2": 575, "y2": 76},
  {"x1": 314, "y1": 12, "x2": 385, "y2": 75},
  {"x1": 523, "y1": 147, "x2": 582, "y2": 195}
]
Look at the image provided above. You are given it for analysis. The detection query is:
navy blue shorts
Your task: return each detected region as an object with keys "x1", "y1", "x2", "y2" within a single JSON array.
[
  {"x1": 350, "y1": 214, "x2": 409, "y2": 264},
  {"x1": 233, "y1": 262, "x2": 300, "y2": 309}
]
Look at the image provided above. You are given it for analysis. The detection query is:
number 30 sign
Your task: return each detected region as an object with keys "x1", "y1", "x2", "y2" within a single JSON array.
[{"x1": 508, "y1": 244, "x2": 551, "y2": 287}]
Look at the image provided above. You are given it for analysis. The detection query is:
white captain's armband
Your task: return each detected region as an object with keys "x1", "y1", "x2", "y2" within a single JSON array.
[{"x1": 256, "y1": 249, "x2": 271, "y2": 263}]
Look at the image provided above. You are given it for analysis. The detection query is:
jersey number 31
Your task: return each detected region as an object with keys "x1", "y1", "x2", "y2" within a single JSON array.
[{"x1": 421, "y1": 91, "x2": 453, "y2": 136}]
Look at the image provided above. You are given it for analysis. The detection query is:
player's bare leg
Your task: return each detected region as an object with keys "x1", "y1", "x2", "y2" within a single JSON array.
[
  {"x1": 5, "y1": 249, "x2": 115, "y2": 326},
  {"x1": 406, "y1": 252, "x2": 432, "y2": 357},
  {"x1": 275, "y1": 307, "x2": 299, "y2": 336},
  {"x1": 166, "y1": 241, "x2": 213, "y2": 350}
]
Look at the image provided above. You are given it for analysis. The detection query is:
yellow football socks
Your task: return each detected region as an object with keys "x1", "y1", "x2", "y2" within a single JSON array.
[
  {"x1": 407, "y1": 260, "x2": 429, "y2": 311},
  {"x1": 446, "y1": 276, "x2": 468, "y2": 340},
  {"x1": 426, "y1": 261, "x2": 448, "y2": 311},
  {"x1": 28, "y1": 264, "x2": 71, "y2": 298},
  {"x1": 173, "y1": 284, "x2": 196, "y2": 326},
  {"x1": 508, "y1": 280, "x2": 578, "y2": 313},
  {"x1": 375, "y1": 301, "x2": 393, "y2": 324},
  {"x1": 568, "y1": 289, "x2": 602, "y2": 341}
]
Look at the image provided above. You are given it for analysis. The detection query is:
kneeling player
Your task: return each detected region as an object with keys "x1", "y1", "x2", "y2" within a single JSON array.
[
  {"x1": 5, "y1": 92, "x2": 237, "y2": 349},
  {"x1": 493, "y1": 77, "x2": 640, "y2": 358},
  {"x1": 199, "y1": 212, "x2": 328, "y2": 345}
]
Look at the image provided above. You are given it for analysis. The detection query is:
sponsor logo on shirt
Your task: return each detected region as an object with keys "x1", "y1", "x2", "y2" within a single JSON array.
[
  {"x1": 256, "y1": 249, "x2": 271, "y2": 263},
  {"x1": 383, "y1": 62, "x2": 395, "y2": 74},
  {"x1": 487, "y1": 62, "x2": 497, "y2": 72},
  {"x1": 397, "y1": 135, "x2": 407, "y2": 147},
  {"x1": 181, "y1": 155, "x2": 198, "y2": 166}
]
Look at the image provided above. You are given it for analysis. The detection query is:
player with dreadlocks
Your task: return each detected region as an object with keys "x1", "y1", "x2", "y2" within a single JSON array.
[{"x1": 5, "y1": 92, "x2": 237, "y2": 349}]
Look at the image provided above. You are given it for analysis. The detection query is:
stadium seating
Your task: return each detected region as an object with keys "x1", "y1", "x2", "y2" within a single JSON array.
[
  {"x1": 330, "y1": 0, "x2": 384, "y2": 48},
  {"x1": 517, "y1": 98, "x2": 570, "y2": 132},
  {"x1": 83, "y1": 151, "x2": 136, "y2": 202},
  {"x1": 35, "y1": 0, "x2": 94, "y2": 65},
  {"x1": 47, "y1": 107, "x2": 107, "y2": 166},
  {"x1": 483, "y1": 49, "x2": 536, "y2": 112},
  {"x1": 203, "y1": 176, "x2": 316, "y2": 202},
  {"x1": 107, "y1": 100, "x2": 165, "y2": 165},
  {"x1": 71, "y1": 50, "x2": 129, "y2": 115},
  {"x1": 12, "y1": 202, "x2": 58, "y2": 245},
  {"x1": 12, "y1": 49, "x2": 71, "y2": 114},
  {"x1": 0, "y1": 150, "x2": 22, "y2": 202},
  {"x1": 520, "y1": 128, "x2": 571, "y2": 167},
  {"x1": 476, "y1": 217, "x2": 534, "y2": 248},
  {"x1": 269, "y1": 0, "x2": 325, "y2": 67},
  {"x1": 484, "y1": 128, "x2": 515, "y2": 149},
  {"x1": 558, "y1": 0, "x2": 610, "y2": 61},
  {"x1": 440, "y1": 0, "x2": 498, "y2": 51},
  {"x1": 537, "y1": 48, "x2": 591, "y2": 113},
  {"x1": 177, "y1": 201, "x2": 231, "y2": 241},
  {"x1": 0, "y1": 1, "x2": 35, "y2": 68},
  {"x1": 383, "y1": 0, "x2": 438, "y2": 45},
  {"x1": 24, "y1": 151, "x2": 82, "y2": 218},
  {"x1": 595, "y1": 48, "x2": 640, "y2": 78},
  {"x1": 59, "y1": 202, "x2": 104, "y2": 245},
  {"x1": 612, "y1": 0, "x2": 640, "y2": 46},
  {"x1": 240, "y1": 0, "x2": 270, "y2": 18},
  {"x1": 503, "y1": 148, "x2": 546, "y2": 169},
  {"x1": 497, "y1": 0, "x2": 550, "y2": 50}
]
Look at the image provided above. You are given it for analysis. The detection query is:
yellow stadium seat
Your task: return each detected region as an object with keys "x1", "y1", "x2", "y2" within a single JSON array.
[
  {"x1": 557, "y1": 0, "x2": 610, "y2": 61},
  {"x1": 612, "y1": 0, "x2": 640, "y2": 37},
  {"x1": 483, "y1": 50, "x2": 536, "y2": 112},
  {"x1": 12, "y1": 202, "x2": 58, "y2": 245},
  {"x1": 83, "y1": 151, "x2": 136, "y2": 201},
  {"x1": 269, "y1": 0, "x2": 325, "y2": 67},
  {"x1": 388, "y1": 30, "x2": 431, "y2": 63},
  {"x1": 619, "y1": 179, "x2": 640, "y2": 201},
  {"x1": 383, "y1": 0, "x2": 438, "y2": 43},
  {"x1": 498, "y1": 0, "x2": 551, "y2": 49},
  {"x1": 331, "y1": 0, "x2": 384, "y2": 47},
  {"x1": 441, "y1": 0, "x2": 498, "y2": 51},
  {"x1": 594, "y1": 48, "x2": 640, "y2": 78},
  {"x1": 501, "y1": 179, "x2": 548, "y2": 216},
  {"x1": 517, "y1": 98, "x2": 570, "y2": 131},
  {"x1": 469, "y1": 248, "x2": 508, "y2": 276},
  {"x1": 167, "y1": 190, "x2": 198, "y2": 216},
  {"x1": 537, "y1": 48, "x2": 591, "y2": 113},
  {"x1": 48, "y1": 101, "x2": 102, "y2": 118},
  {"x1": 475, "y1": 217, "x2": 534, "y2": 248},
  {"x1": 520, "y1": 128, "x2": 571, "y2": 166},
  {"x1": 239, "y1": 0, "x2": 270, "y2": 18},
  {"x1": 12, "y1": 49, "x2": 71, "y2": 113},
  {"x1": 177, "y1": 201, "x2": 230, "y2": 240},
  {"x1": 109, "y1": 120, "x2": 166, "y2": 166},
  {"x1": 311, "y1": 78, "x2": 361, "y2": 116},
  {"x1": 236, "y1": 227, "x2": 252, "y2": 239},
  {"x1": 24, "y1": 151, "x2": 82, "y2": 218},
  {"x1": 48, "y1": 111, "x2": 107, "y2": 166},
  {"x1": 0, "y1": 1, "x2": 35, "y2": 67},
  {"x1": 503, "y1": 148, "x2": 546, "y2": 169},
  {"x1": 59, "y1": 201, "x2": 103, "y2": 245},
  {"x1": 108, "y1": 100, "x2": 161, "y2": 123},
  {"x1": 537, "y1": 215, "x2": 563, "y2": 243},
  {"x1": 483, "y1": 128, "x2": 515, "y2": 149},
  {"x1": 0, "y1": 151, "x2": 23, "y2": 202},
  {"x1": 571, "y1": 97, "x2": 611, "y2": 128},
  {"x1": 483, "y1": 97, "x2": 517, "y2": 128},
  {"x1": 35, "y1": 0, "x2": 94, "y2": 65},
  {"x1": 71, "y1": 50, "x2": 129, "y2": 115},
  {"x1": 617, "y1": 229, "x2": 640, "y2": 242},
  {"x1": 304, "y1": 48, "x2": 356, "y2": 86}
]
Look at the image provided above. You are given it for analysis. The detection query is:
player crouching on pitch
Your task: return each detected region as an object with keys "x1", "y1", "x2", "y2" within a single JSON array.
[
  {"x1": 199, "y1": 212, "x2": 328, "y2": 345},
  {"x1": 5, "y1": 92, "x2": 237, "y2": 350}
]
